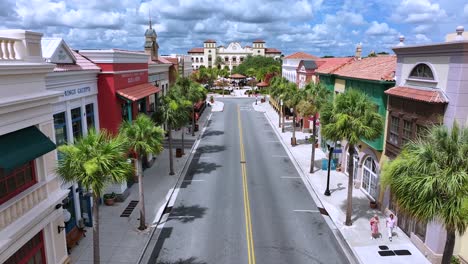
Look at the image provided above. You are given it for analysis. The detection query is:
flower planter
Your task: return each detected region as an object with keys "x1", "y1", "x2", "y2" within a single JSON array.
[
  {"x1": 176, "y1": 148, "x2": 183, "y2": 158},
  {"x1": 103, "y1": 193, "x2": 116, "y2": 206},
  {"x1": 370, "y1": 201, "x2": 377, "y2": 209}
]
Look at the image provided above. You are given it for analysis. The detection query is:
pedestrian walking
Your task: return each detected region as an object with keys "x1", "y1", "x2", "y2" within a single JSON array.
[
  {"x1": 386, "y1": 213, "x2": 396, "y2": 241},
  {"x1": 370, "y1": 215, "x2": 380, "y2": 239}
]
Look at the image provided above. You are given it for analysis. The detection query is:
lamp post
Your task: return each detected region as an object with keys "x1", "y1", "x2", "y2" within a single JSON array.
[
  {"x1": 279, "y1": 99, "x2": 283, "y2": 128},
  {"x1": 281, "y1": 99, "x2": 285, "y2": 133},
  {"x1": 324, "y1": 140, "x2": 336, "y2": 196}
]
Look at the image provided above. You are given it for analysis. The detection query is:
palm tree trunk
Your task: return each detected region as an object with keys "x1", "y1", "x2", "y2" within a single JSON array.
[
  {"x1": 92, "y1": 193, "x2": 100, "y2": 264},
  {"x1": 138, "y1": 156, "x2": 146, "y2": 230},
  {"x1": 345, "y1": 144, "x2": 354, "y2": 226},
  {"x1": 292, "y1": 112, "x2": 296, "y2": 146},
  {"x1": 168, "y1": 126, "x2": 175, "y2": 175},
  {"x1": 441, "y1": 230, "x2": 456, "y2": 264},
  {"x1": 278, "y1": 102, "x2": 281, "y2": 128},
  {"x1": 181, "y1": 127, "x2": 185, "y2": 155},
  {"x1": 282, "y1": 105, "x2": 285, "y2": 133},
  {"x1": 310, "y1": 118, "x2": 317, "y2": 173},
  {"x1": 191, "y1": 107, "x2": 196, "y2": 136}
]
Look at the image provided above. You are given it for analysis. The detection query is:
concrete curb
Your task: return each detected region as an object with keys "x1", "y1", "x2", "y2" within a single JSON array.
[
  {"x1": 261, "y1": 105, "x2": 361, "y2": 264},
  {"x1": 137, "y1": 113, "x2": 213, "y2": 264}
]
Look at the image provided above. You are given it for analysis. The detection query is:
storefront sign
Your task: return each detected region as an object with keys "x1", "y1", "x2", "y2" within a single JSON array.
[
  {"x1": 122, "y1": 72, "x2": 145, "y2": 84},
  {"x1": 64, "y1": 87, "x2": 91, "y2": 97}
]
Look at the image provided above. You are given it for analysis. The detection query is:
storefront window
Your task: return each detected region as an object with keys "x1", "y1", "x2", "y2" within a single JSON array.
[
  {"x1": 362, "y1": 157, "x2": 378, "y2": 200},
  {"x1": 53, "y1": 112, "x2": 67, "y2": 146},
  {"x1": 402, "y1": 120, "x2": 412, "y2": 144},
  {"x1": 5, "y1": 231, "x2": 46, "y2": 264},
  {"x1": 86, "y1": 104, "x2": 95, "y2": 132},
  {"x1": 71, "y1": 107, "x2": 82, "y2": 140},
  {"x1": 0, "y1": 161, "x2": 36, "y2": 205},
  {"x1": 121, "y1": 103, "x2": 130, "y2": 122},
  {"x1": 389, "y1": 116, "x2": 399, "y2": 145}
]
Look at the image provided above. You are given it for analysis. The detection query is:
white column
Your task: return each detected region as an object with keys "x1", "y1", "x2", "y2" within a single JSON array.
[
  {"x1": 81, "y1": 98, "x2": 88, "y2": 136},
  {"x1": 65, "y1": 101, "x2": 74, "y2": 144}
]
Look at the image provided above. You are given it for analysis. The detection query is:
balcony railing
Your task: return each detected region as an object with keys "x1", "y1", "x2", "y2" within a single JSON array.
[{"x1": 0, "y1": 37, "x2": 20, "y2": 61}]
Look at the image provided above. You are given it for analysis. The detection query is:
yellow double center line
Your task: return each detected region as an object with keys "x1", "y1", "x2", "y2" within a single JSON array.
[{"x1": 237, "y1": 105, "x2": 256, "y2": 264}]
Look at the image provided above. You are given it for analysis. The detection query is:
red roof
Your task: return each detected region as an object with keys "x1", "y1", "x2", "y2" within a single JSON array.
[
  {"x1": 53, "y1": 50, "x2": 100, "y2": 72},
  {"x1": 188, "y1": 47, "x2": 204, "y2": 53},
  {"x1": 244, "y1": 45, "x2": 251, "y2": 48},
  {"x1": 333, "y1": 56, "x2": 396, "y2": 81},
  {"x1": 230, "y1": 73, "x2": 246, "y2": 79},
  {"x1": 163, "y1": 57, "x2": 178, "y2": 65},
  {"x1": 265, "y1": 48, "x2": 281, "y2": 54},
  {"x1": 117, "y1": 83, "x2": 161, "y2": 101},
  {"x1": 315, "y1": 57, "x2": 353, "y2": 74},
  {"x1": 253, "y1": 39, "x2": 265, "y2": 43},
  {"x1": 284, "y1": 52, "x2": 319, "y2": 60},
  {"x1": 385, "y1": 86, "x2": 448, "y2": 104},
  {"x1": 257, "y1": 81, "x2": 269, "y2": 87},
  {"x1": 204, "y1": 39, "x2": 216, "y2": 43}
]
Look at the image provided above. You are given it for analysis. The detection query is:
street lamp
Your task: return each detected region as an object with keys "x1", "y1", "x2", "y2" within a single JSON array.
[
  {"x1": 324, "y1": 140, "x2": 336, "y2": 196},
  {"x1": 280, "y1": 99, "x2": 285, "y2": 132}
]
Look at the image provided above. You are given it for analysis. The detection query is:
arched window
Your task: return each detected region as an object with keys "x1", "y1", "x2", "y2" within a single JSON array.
[
  {"x1": 409, "y1": 63, "x2": 434, "y2": 80},
  {"x1": 362, "y1": 156, "x2": 379, "y2": 200},
  {"x1": 195, "y1": 58, "x2": 199, "y2": 63}
]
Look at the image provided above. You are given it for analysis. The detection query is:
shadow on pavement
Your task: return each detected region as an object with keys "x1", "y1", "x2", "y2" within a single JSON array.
[
  {"x1": 330, "y1": 183, "x2": 346, "y2": 194},
  {"x1": 201, "y1": 130, "x2": 224, "y2": 138},
  {"x1": 196, "y1": 145, "x2": 226, "y2": 154},
  {"x1": 340, "y1": 196, "x2": 378, "y2": 223},
  {"x1": 168, "y1": 204, "x2": 207, "y2": 223},
  {"x1": 148, "y1": 227, "x2": 173, "y2": 263},
  {"x1": 157, "y1": 257, "x2": 207, "y2": 264}
]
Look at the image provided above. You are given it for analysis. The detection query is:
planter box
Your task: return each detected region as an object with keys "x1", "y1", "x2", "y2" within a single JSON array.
[{"x1": 176, "y1": 148, "x2": 183, "y2": 158}]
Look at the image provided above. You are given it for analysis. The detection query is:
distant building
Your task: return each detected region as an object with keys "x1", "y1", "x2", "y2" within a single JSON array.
[
  {"x1": 188, "y1": 39, "x2": 281, "y2": 70},
  {"x1": 282, "y1": 52, "x2": 319, "y2": 83}
]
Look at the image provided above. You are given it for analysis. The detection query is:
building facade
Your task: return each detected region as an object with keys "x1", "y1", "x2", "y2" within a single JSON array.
[
  {"x1": 282, "y1": 52, "x2": 319, "y2": 83},
  {"x1": 381, "y1": 31, "x2": 468, "y2": 263},
  {"x1": 188, "y1": 39, "x2": 281, "y2": 70},
  {"x1": 0, "y1": 30, "x2": 69, "y2": 264},
  {"x1": 41, "y1": 37, "x2": 101, "y2": 249}
]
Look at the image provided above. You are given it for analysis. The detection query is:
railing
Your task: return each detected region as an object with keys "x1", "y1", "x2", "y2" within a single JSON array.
[
  {"x1": 0, "y1": 37, "x2": 20, "y2": 60},
  {"x1": 0, "y1": 184, "x2": 47, "y2": 229}
]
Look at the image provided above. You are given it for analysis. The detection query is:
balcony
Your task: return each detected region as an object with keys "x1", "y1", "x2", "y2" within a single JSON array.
[{"x1": 0, "y1": 37, "x2": 21, "y2": 61}]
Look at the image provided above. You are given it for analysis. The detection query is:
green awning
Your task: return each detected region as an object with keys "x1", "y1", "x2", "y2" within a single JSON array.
[{"x1": 0, "y1": 126, "x2": 56, "y2": 170}]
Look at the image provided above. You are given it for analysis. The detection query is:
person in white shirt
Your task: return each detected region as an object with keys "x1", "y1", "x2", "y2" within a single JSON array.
[{"x1": 386, "y1": 213, "x2": 396, "y2": 241}]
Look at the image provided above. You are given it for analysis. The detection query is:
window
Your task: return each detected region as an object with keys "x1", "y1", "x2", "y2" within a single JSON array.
[
  {"x1": 362, "y1": 157, "x2": 379, "y2": 200},
  {"x1": 240, "y1": 57, "x2": 244, "y2": 62},
  {"x1": 71, "y1": 107, "x2": 82, "y2": 140},
  {"x1": 5, "y1": 231, "x2": 46, "y2": 264},
  {"x1": 191, "y1": 57, "x2": 194, "y2": 62},
  {"x1": 53, "y1": 112, "x2": 67, "y2": 146},
  {"x1": 225, "y1": 57, "x2": 229, "y2": 62},
  {"x1": 409, "y1": 64, "x2": 434, "y2": 80},
  {"x1": 0, "y1": 161, "x2": 36, "y2": 205},
  {"x1": 402, "y1": 120, "x2": 412, "y2": 144},
  {"x1": 415, "y1": 220, "x2": 427, "y2": 241},
  {"x1": 208, "y1": 56, "x2": 212, "y2": 62},
  {"x1": 233, "y1": 57, "x2": 237, "y2": 62},
  {"x1": 200, "y1": 58, "x2": 203, "y2": 63},
  {"x1": 389, "y1": 116, "x2": 399, "y2": 145},
  {"x1": 86, "y1": 104, "x2": 95, "y2": 132},
  {"x1": 121, "y1": 103, "x2": 130, "y2": 121},
  {"x1": 195, "y1": 58, "x2": 199, "y2": 63}
]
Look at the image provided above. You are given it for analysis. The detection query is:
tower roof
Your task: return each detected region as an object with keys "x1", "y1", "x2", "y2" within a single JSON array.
[
  {"x1": 145, "y1": 17, "x2": 157, "y2": 37},
  {"x1": 204, "y1": 39, "x2": 216, "y2": 43}
]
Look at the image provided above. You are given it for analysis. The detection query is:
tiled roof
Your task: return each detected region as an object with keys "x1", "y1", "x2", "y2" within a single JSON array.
[
  {"x1": 253, "y1": 39, "x2": 265, "y2": 43},
  {"x1": 230, "y1": 73, "x2": 246, "y2": 79},
  {"x1": 163, "y1": 57, "x2": 178, "y2": 65},
  {"x1": 385, "y1": 86, "x2": 448, "y2": 104},
  {"x1": 284, "y1": 52, "x2": 319, "y2": 60},
  {"x1": 265, "y1": 48, "x2": 281, "y2": 53},
  {"x1": 117, "y1": 83, "x2": 161, "y2": 101},
  {"x1": 244, "y1": 45, "x2": 252, "y2": 48},
  {"x1": 53, "y1": 50, "x2": 100, "y2": 72},
  {"x1": 333, "y1": 56, "x2": 396, "y2": 81},
  {"x1": 204, "y1": 39, "x2": 216, "y2": 43},
  {"x1": 315, "y1": 57, "x2": 353, "y2": 74},
  {"x1": 158, "y1": 57, "x2": 175, "y2": 64},
  {"x1": 188, "y1": 47, "x2": 204, "y2": 53},
  {"x1": 300, "y1": 60, "x2": 318, "y2": 70},
  {"x1": 257, "y1": 81, "x2": 269, "y2": 87}
]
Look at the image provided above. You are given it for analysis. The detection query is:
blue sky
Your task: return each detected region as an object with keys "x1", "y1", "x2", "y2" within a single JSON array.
[{"x1": 1, "y1": 0, "x2": 467, "y2": 57}]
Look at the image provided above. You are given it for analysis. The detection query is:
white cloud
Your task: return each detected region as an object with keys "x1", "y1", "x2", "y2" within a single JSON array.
[
  {"x1": 414, "y1": 33, "x2": 431, "y2": 43},
  {"x1": 464, "y1": 4, "x2": 468, "y2": 18},
  {"x1": 366, "y1": 21, "x2": 396, "y2": 35},
  {"x1": 391, "y1": 0, "x2": 447, "y2": 24}
]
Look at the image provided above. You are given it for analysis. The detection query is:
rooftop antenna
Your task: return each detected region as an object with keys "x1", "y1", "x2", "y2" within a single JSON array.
[{"x1": 149, "y1": 8, "x2": 152, "y2": 29}]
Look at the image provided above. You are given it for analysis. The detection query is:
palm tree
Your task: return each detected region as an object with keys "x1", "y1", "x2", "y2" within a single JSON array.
[
  {"x1": 320, "y1": 89, "x2": 383, "y2": 226},
  {"x1": 270, "y1": 77, "x2": 289, "y2": 132},
  {"x1": 382, "y1": 122, "x2": 468, "y2": 264},
  {"x1": 297, "y1": 82, "x2": 332, "y2": 173},
  {"x1": 215, "y1": 56, "x2": 224, "y2": 69},
  {"x1": 283, "y1": 82, "x2": 304, "y2": 146},
  {"x1": 175, "y1": 77, "x2": 207, "y2": 136},
  {"x1": 119, "y1": 114, "x2": 164, "y2": 230},
  {"x1": 246, "y1": 68, "x2": 256, "y2": 78},
  {"x1": 57, "y1": 130, "x2": 133, "y2": 264}
]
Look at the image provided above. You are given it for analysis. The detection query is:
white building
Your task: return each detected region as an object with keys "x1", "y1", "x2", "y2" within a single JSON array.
[
  {"x1": 188, "y1": 39, "x2": 281, "y2": 70},
  {"x1": 41, "y1": 37, "x2": 101, "y2": 249},
  {"x1": 282, "y1": 52, "x2": 319, "y2": 83},
  {"x1": 0, "y1": 30, "x2": 69, "y2": 264}
]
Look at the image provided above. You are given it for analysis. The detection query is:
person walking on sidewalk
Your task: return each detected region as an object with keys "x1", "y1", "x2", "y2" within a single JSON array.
[
  {"x1": 370, "y1": 215, "x2": 380, "y2": 239},
  {"x1": 386, "y1": 213, "x2": 396, "y2": 242}
]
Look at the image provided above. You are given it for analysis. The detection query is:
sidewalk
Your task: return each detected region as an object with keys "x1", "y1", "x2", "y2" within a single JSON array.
[
  {"x1": 253, "y1": 98, "x2": 430, "y2": 264},
  {"x1": 69, "y1": 112, "x2": 211, "y2": 264}
]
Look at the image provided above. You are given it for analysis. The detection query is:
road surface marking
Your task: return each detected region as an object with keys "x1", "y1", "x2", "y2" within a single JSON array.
[
  {"x1": 272, "y1": 155, "x2": 288, "y2": 158},
  {"x1": 167, "y1": 216, "x2": 195, "y2": 219},
  {"x1": 293, "y1": 210, "x2": 320, "y2": 213},
  {"x1": 237, "y1": 105, "x2": 256, "y2": 264},
  {"x1": 265, "y1": 141, "x2": 280, "y2": 143},
  {"x1": 183, "y1": 180, "x2": 205, "y2": 182},
  {"x1": 280, "y1": 176, "x2": 302, "y2": 179}
]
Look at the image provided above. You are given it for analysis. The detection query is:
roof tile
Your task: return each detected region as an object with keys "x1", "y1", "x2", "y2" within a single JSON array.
[
  {"x1": 315, "y1": 57, "x2": 354, "y2": 74},
  {"x1": 385, "y1": 86, "x2": 448, "y2": 103},
  {"x1": 284, "y1": 52, "x2": 319, "y2": 60},
  {"x1": 188, "y1": 47, "x2": 204, "y2": 53},
  {"x1": 333, "y1": 56, "x2": 396, "y2": 81},
  {"x1": 53, "y1": 50, "x2": 100, "y2": 72}
]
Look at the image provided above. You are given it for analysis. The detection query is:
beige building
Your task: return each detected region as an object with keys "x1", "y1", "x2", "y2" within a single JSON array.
[
  {"x1": 0, "y1": 30, "x2": 69, "y2": 263},
  {"x1": 188, "y1": 39, "x2": 281, "y2": 70}
]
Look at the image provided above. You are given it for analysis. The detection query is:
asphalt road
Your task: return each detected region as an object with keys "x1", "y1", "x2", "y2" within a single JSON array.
[{"x1": 150, "y1": 99, "x2": 348, "y2": 264}]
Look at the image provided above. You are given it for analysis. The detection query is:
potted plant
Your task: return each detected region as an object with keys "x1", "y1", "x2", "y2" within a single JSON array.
[
  {"x1": 210, "y1": 95, "x2": 214, "y2": 104},
  {"x1": 103, "y1": 192, "x2": 116, "y2": 206},
  {"x1": 370, "y1": 200, "x2": 377, "y2": 209}
]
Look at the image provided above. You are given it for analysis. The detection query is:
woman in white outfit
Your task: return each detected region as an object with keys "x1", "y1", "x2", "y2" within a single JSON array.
[{"x1": 386, "y1": 213, "x2": 396, "y2": 241}]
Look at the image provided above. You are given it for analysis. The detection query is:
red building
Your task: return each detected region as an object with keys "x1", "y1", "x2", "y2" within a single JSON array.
[{"x1": 79, "y1": 49, "x2": 160, "y2": 134}]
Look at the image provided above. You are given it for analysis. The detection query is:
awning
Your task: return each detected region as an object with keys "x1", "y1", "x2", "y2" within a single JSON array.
[
  {"x1": 257, "y1": 81, "x2": 269, "y2": 87},
  {"x1": 117, "y1": 83, "x2": 161, "y2": 102},
  {"x1": 384, "y1": 86, "x2": 448, "y2": 104},
  {"x1": 0, "y1": 126, "x2": 56, "y2": 170}
]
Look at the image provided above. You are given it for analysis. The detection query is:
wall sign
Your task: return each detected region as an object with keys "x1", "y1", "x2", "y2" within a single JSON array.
[
  {"x1": 121, "y1": 72, "x2": 145, "y2": 84},
  {"x1": 64, "y1": 87, "x2": 91, "y2": 97}
]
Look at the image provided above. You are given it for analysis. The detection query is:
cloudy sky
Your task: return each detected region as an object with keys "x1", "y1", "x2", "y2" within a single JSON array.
[{"x1": 1, "y1": 0, "x2": 467, "y2": 57}]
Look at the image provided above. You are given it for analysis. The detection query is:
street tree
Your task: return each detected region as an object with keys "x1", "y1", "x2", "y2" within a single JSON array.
[
  {"x1": 269, "y1": 76, "x2": 289, "y2": 132},
  {"x1": 56, "y1": 129, "x2": 133, "y2": 264},
  {"x1": 382, "y1": 122, "x2": 468, "y2": 264},
  {"x1": 320, "y1": 89, "x2": 383, "y2": 226},
  {"x1": 119, "y1": 114, "x2": 164, "y2": 230},
  {"x1": 296, "y1": 82, "x2": 332, "y2": 173},
  {"x1": 283, "y1": 82, "x2": 304, "y2": 146},
  {"x1": 175, "y1": 77, "x2": 207, "y2": 136}
]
